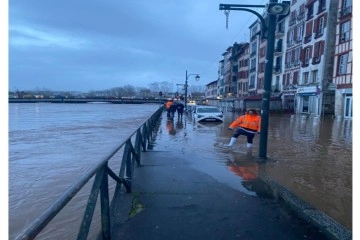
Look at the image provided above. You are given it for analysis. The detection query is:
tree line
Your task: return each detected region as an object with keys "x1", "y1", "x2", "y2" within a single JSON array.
[{"x1": 9, "y1": 81, "x2": 205, "y2": 99}]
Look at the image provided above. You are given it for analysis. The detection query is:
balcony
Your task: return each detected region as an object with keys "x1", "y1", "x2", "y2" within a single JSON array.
[{"x1": 339, "y1": 6, "x2": 352, "y2": 19}]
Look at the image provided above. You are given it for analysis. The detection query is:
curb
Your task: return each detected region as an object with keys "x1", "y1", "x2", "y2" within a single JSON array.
[{"x1": 260, "y1": 176, "x2": 352, "y2": 240}]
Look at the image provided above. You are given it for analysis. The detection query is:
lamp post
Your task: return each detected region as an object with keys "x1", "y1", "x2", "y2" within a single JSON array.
[
  {"x1": 184, "y1": 70, "x2": 200, "y2": 109},
  {"x1": 219, "y1": 0, "x2": 289, "y2": 160}
]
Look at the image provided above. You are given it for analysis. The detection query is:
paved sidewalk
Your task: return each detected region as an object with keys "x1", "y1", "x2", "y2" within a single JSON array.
[{"x1": 111, "y1": 150, "x2": 330, "y2": 240}]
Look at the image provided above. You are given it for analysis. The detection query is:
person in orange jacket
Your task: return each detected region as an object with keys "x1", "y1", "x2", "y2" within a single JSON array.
[
  {"x1": 165, "y1": 99, "x2": 173, "y2": 117},
  {"x1": 226, "y1": 109, "x2": 261, "y2": 148}
]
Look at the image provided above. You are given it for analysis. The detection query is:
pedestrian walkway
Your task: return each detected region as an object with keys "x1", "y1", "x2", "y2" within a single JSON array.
[{"x1": 110, "y1": 113, "x2": 351, "y2": 240}]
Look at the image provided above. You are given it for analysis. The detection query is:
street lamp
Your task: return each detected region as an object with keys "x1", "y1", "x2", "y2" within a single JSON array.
[
  {"x1": 184, "y1": 70, "x2": 200, "y2": 109},
  {"x1": 219, "y1": 0, "x2": 289, "y2": 160}
]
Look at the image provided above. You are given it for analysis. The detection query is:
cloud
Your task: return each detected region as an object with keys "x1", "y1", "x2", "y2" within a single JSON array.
[{"x1": 9, "y1": 0, "x2": 264, "y2": 92}]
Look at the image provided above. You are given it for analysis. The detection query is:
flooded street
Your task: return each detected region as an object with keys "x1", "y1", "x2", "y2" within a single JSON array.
[
  {"x1": 9, "y1": 104, "x2": 352, "y2": 238},
  {"x1": 156, "y1": 111, "x2": 352, "y2": 230}
]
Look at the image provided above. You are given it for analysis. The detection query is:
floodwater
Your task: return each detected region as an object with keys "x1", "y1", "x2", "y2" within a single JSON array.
[
  {"x1": 156, "y1": 111, "x2": 352, "y2": 231},
  {"x1": 9, "y1": 103, "x2": 352, "y2": 239}
]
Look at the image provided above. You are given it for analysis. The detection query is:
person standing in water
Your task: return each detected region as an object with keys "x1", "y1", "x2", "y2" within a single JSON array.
[{"x1": 226, "y1": 109, "x2": 261, "y2": 148}]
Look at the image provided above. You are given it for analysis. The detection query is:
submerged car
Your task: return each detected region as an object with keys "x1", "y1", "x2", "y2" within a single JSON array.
[{"x1": 192, "y1": 106, "x2": 224, "y2": 122}]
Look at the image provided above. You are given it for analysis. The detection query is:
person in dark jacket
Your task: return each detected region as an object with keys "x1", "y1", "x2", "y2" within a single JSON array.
[
  {"x1": 176, "y1": 101, "x2": 185, "y2": 119},
  {"x1": 169, "y1": 101, "x2": 177, "y2": 119}
]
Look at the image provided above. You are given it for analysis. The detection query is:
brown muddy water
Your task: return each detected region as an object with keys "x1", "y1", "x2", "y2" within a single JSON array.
[
  {"x1": 9, "y1": 104, "x2": 352, "y2": 239},
  {"x1": 159, "y1": 111, "x2": 352, "y2": 231}
]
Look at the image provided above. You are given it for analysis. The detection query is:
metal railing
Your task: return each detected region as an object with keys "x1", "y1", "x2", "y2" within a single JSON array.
[{"x1": 15, "y1": 106, "x2": 164, "y2": 240}]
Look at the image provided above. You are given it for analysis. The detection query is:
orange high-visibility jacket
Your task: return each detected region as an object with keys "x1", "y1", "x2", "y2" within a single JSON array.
[
  {"x1": 165, "y1": 101, "x2": 172, "y2": 109},
  {"x1": 229, "y1": 114, "x2": 261, "y2": 132}
]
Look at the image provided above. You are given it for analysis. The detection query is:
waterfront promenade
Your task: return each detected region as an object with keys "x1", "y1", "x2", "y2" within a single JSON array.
[{"x1": 109, "y1": 112, "x2": 352, "y2": 240}]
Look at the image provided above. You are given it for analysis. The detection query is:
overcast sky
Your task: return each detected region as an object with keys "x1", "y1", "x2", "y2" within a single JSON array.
[{"x1": 8, "y1": 0, "x2": 268, "y2": 92}]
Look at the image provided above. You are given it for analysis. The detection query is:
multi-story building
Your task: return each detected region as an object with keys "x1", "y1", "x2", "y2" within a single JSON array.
[
  {"x1": 296, "y1": 0, "x2": 338, "y2": 115},
  {"x1": 248, "y1": 20, "x2": 261, "y2": 96},
  {"x1": 333, "y1": 0, "x2": 352, "y2": 119},
  {"x1": 204, "y1": 80, "x2": 219, "y2": 99},
  {"x1": 222, "y1": 46, "x2": 232, "y2": 98},
  {"x1": 237, "y1": 43, "x2": 250, "y2": 97},
  {"x1": 209, "y1": 0, "x2": 348, "y2": 118},
  {"x1": 218, "y1": 59, "x2": 225, "y2": 98},
  {"x1": 257, "y1": 38, "x2": 267, "y2": 95}
]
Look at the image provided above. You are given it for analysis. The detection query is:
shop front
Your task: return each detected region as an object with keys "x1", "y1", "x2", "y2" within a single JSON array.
[{"x1": 296, "y1": 86, "x2": 322, "y2": 115}]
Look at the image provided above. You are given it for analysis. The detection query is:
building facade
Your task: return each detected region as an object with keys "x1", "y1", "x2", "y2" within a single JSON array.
[
  {"x1": 333, "y1": 0, "x2": 352, "y2": 119},
  {"x1": 207, "y1": 0, "x2": 352, "y2": 118}
]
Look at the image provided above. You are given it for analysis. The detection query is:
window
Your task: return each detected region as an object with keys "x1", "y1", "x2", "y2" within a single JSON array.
[
  {"x1": 289, "y1": 29, "x2": 294, "y2": 45},
  {"x1": 307, "y1": 4, "x2": 314, "y2": 20},
  {"x1": 251, "y1": 26, "x2": 258, "y2": 38},
  {"x1": 275, "y1": 76, "x2": 280, "y2": 90},
  {"x1": 250, "y1": 59, "x2": 256, "y2": 71},
  {"x1": 251, "y1": 42, "x2": 257, "y2": 55},
  {"x1": 303, "y1": 72, "x2": 309, "y2": 84},
  {"x1": 249, "y1": 75, "x2": 256, "y2": 88},
  {"x1": 318, "y1": 16, "x2": 325, "y2": 35},
  {"x1": 295, "y1": 47, "x2": 301, "y2": 65},
  {"x1": 318, "y1": 0, "x2": 326, "y2": 13},
  {"x1": 340, "y1": 21, "x2": 351, "y2": 43},
  {"x1": 305, "y1": 47, "x2": 311, "y2": 64},
  {"x1": 311, "y1": 70, "x2": 318, "y2": 83},
  {"x1": 297, "y1": 24, "x2": 304, "y2": 41},
  {"x1": 338, "y1": 53, "x2": 348, "y2": 75},
  {"x1": 343, "y1": 0, "x2": 352, "y2": 10}
]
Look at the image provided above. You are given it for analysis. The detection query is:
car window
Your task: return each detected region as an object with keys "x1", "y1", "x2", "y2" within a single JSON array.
[{"x1": 197, "y1": 107, "x2": 221, "y2": 113}]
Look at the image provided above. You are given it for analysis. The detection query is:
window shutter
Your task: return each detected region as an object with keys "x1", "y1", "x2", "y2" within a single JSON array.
[
  {"x1": 300, "y1": 48, "x2": 305, "y2": 62},
  {"x1": 323, "y1": 13, "x2": 327, "y2": 28},
  {"x1": 294, "y1": 26, "x2": 298, "y2": 40},
  {"x1": 293, "y1": 71, "x2": 298, "y2": 85},
  {"x1": 282, "y1": 74, "x2": 286, "y2": 85},
  {"x1": 320, "y1": 41, "x2": 325, "y2": 55},
  {"x1": 313, "y1": 42, "x2": 319, "y2": 57},
  {"x1": 306, "y1": 21, "x2": 313, "y2": 35},
  {"x1": 313, "y1": 18, "x2": 318, "y2": 33},
  {"x1": 291, "y1": 49, "x2": 296, "y2": 61}
]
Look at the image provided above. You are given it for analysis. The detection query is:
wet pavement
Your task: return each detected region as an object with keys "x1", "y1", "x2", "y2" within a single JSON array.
[{"x1": 110, "y1": 111, "x2": 352, "y2": 240}]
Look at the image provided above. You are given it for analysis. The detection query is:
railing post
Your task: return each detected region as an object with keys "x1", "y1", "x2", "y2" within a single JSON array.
[{"x1": 100, "y1": 164, "x2": 111, "y2": 240}]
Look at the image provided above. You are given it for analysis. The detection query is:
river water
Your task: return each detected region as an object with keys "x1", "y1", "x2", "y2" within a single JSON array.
[{"x1": 9, "y1": 103, "x2": 352, "y2": 239}]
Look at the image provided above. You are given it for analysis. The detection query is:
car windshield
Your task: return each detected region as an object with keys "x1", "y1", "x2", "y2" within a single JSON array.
[{"x1": 197, "y1": 107, "x2": 221, "y2": 113}]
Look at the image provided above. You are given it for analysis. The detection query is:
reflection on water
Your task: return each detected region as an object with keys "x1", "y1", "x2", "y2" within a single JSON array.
[{"x1": 158, "y1": 112, "x2": 352, "y2": 230}]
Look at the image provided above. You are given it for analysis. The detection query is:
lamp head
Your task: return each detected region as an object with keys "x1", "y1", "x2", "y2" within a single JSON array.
[
  {"x1": 266, "y1": 3, "x2": 290, "y2": 15},
  {"x1": 195, "y1": 75, "x2": 200, "y2": 81}
]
